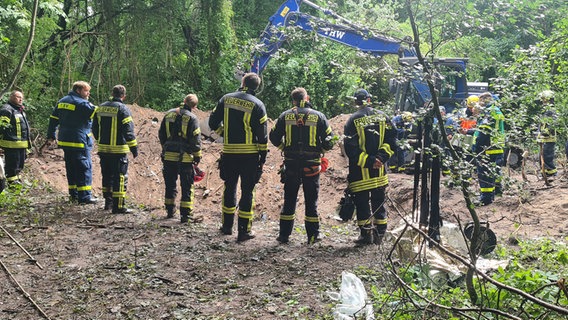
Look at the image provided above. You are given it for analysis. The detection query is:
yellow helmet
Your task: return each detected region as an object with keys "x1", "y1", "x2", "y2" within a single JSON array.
[
  {"x1": 466, "y1": 95, "x2": 479, "y2": 108},
  {"x1": 402, "y1": 112, "x2": 413, "y2": 122}
]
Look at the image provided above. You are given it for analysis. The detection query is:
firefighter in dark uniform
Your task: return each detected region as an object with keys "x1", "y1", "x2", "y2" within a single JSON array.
[
  {"x1": 47, "y1": 81, "x2": 98, "y2": 204},
  {"x1": 344, "y1": 89, "x2": 397, "y2": 245},
  {"x1": 473, "y1": 92, "x2": 505, "y2": 205},
  {"x1": 159, "y1": 94, "x2": 202, "y2": 223},
  {"x1": 0, "y1": 90, "x2": 30, "y2": 186},
  {"x1": 92, "y1": 85, "x2": 138, "y2": 213},
  {"x1": 536, "y1": 90, "x2": 557, "y2": 178},
  {"x1": 269, "y1": 87, "x2": 336, "y2": 244},
  {"x1": 209, "y1": 72, "x2": 268, "y2": 242}
]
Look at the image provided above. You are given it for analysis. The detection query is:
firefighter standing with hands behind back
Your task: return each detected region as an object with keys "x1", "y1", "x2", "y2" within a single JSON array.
[
  {"x1": 209, "y1": 73, "x2": 268, "y2": 242},
  {"x1": 269, "y1": 87, "x2": 336, "y2": 244},
  {"x1": 159, "y1": 94, "x2": 202, "y2": 223},
  {"x1": 344, "y1": 89, "x2": 397, "y2": 245},
  {"x1": 92, "y1": 85, "x2": 138, "y2": 213}
]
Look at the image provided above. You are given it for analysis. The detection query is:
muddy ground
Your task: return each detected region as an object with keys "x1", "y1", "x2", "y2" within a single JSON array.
[{"x1": 1, "y1": 104, "x2": 567, "y2": 319}]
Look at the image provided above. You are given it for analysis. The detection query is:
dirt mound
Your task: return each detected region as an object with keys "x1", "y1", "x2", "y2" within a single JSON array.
[{"x1": 28, "y1": 104, "x2": 568, "y2": 240}]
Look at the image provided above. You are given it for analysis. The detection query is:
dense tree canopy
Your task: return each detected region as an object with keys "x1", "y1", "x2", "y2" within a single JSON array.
[{"x1": 1, "y1": 0, "x2": 568, "y2": 134}]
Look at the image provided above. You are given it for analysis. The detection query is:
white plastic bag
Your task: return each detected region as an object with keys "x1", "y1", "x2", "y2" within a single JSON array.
[{"x1": 328, "y1": 271, "x2": 375, "y2": 320}]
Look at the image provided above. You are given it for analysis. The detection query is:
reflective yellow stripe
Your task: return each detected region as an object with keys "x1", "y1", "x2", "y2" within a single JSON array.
[
  {"x1": 349, "y1": 175, "x2": 389, "y2": 192},
  {"x1": 222, "y1": 205, "x2": 236, "y2": 214},
  {"x1": 165, "y1": 198, "x2": 175, "y2": 205},
  {"x1": 15, "y1": 117, "x2": 21, "y2": 140},
  {"x1": 259, "y1": 115, "x2": 267, "y2": 124},
  {"x1": 305, "y1": 216, "x2": 319, "y2": 223},
  {"x1": 0, "y1": 140, "x2": 28, "y2": 148},
  {"x1": 309, "y1": 125, "x2": 316, "y2": 146},
  {"x1": 285, "y1": 124, "x2": 292, "y2": 147},
  {"x1": 486, "y1": 149, "x2": 503, "y2": 155},
  {"x1": 112, "y1": 191, "x2": 126, "y2": 197},
  {"x1": 244, "y1": 112, "x2": 252, "y2": 144},
  {"x1": 373, "y1": 218, "x2": 387, "y2": 225},
  {"x1": 0, "y1": 116, "x2": 9, "y2": 123},
  {"x1": 223, "y1": 144, "x2": 260, "y2": 154},
  {"x1": 97, "y1": 145, "x2": 129, "y2": 153},
  {"x1": 58, "y1": 141, "x2": 85, "y2": 148},
  {"x1": 50, "y1": 115, "x2": 59, "y2": 120},
  {"x1": 58, "y1": 103, "x2": 76, "y2": 111},
  {"x1": 163, "y1": 151, "x2": 196, "y2": 162},
  {"x1": 122, "y1": 116, "x2": 133, "y2": 124},
  {"x1": 127, "y1": 139, "x2": 137, "y2": 147},
  {"x1": 77, "y1": 185, "x2": 92, "y2": 191},
  {"x1": 238, "y1": 210, "x2": 253, "y2": 219},
  {"x1": 480, "y1": 187, "x2": 495, "y2": 192},
  {"x1": 280, "y1": 213, "x2": 295, "y2": 221}
]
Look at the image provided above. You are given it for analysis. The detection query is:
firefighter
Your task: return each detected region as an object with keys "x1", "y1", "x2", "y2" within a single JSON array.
[
  {"x1": 536, "y1": 90, "x2": 557, "y2": 179},
  {"x1": 0, "y1": 90, "x2": 30, "y2": 186},
  {"x1": 92, "y1": 85, "x2": 138, "y2": 213},
  {"x1": 344, "y1": 89, "x2": 397, "y2": 245},
  {"x1": 209, "y1": 73, "x2": 268, "y2": 242},
  {"x1": 47, "y1": 81, "x2": 98, "y2": 204},
  {"x1": 473, "y1": 92, "x2": 505, "y2": 205},
  {"x1": 269, "y1": 87, "x2": 336, "y2": 244},
  {"x1": 159, "y1": 94, "x2": 202, "y2": 223},
  {"x1": 389, "y1": 111, "x2": 414, "y2": 173}
]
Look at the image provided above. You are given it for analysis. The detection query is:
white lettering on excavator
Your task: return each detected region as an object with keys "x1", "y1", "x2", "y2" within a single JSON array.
[{"x1": 323, "y1": 30, "x2": 345, "y2": 40}]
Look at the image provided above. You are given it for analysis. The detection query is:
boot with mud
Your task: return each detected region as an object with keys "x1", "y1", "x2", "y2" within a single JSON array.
[
  {"x1": 373, "y1": 224, "x2": 387, "y2": 245},
  {"x1": 237, "y1": 217, "x2": 255, "y2": 242},
  {"x1": 276, "y1": 216, "x2": 294, "y2": 244},
  {"x1": 219, "y1": 212, "x2": 234, "y2": 235},
  {"x1": 354, "y1": 226, "x2": 375, "y2": 246}
]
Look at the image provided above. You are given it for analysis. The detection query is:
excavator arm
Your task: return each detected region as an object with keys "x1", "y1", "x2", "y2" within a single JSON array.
[{"x1": 251, "y1": 0, "x2": 416, "y2": 74}]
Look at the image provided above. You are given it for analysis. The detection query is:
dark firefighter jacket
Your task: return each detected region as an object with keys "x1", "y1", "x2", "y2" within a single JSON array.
[
  {"x1": 47, "y1": 91, "x2": 96, "y2": 150},
  {"x1": 0, "y1": 102, "x2": 30, "y2": 149},
  {"x1": 473, "y1": 104, "x2": 505, "y2": 155},
  {"x1": 269, "y1": 103, "x2": 335, "y2": 163},
  {"x1": 159, "y1": 107, "x2": 202, "y2": 163},
  {"x1": 92, "y1": 98, "x2": 138, "y2": 155},
  {"x1": 344, "y1": 105, "x2": 396, "y2": 193},
  {"x1": 537, "y1": 109, "x2": 557, "y2": 143},
  {"x1": 208, "y1": 88, "x2": 268, "y2": 158}
]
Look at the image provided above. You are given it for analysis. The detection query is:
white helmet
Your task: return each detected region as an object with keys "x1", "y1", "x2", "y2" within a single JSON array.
[{"x1": 539, "y1": 90, "x2": 555, "y2": 100}]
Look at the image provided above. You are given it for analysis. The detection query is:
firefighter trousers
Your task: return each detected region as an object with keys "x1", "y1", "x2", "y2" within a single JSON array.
[
  {"x1": 100, "y1": 154, "x2": 129, "y2": 210},
  {"x1": 3, "y1": 148, "x2": 26, "y2": 183},
  {"x1": 163, "y1": 161, "x2": 194, "y2": 218},
  {"x1": 220, "y1": 154, "x2": 259, "y2": 234},
  {"x1": 353, "y1": 187, "x2": 387, "y2": 234},
  {"x1": 280, "y1": 160, "x2": 320, "y2": 241},
  {"x1": 477, "y1": 153, "x2": 504, "y2": 204},
  {"x1": 63, "y1": 148, "x2": 93, "y2": 202}
]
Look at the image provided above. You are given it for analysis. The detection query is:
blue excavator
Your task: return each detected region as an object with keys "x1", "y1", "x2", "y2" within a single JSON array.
[{"x1": 249, "y1": 0, "x2": 469, "y2": 114}]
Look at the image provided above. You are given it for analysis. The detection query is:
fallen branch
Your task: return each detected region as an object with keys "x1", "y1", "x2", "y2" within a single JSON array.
[
  {"x1": 0, "y1": 258, "x2": 51, "y2": 319},
  {"x1": 0, "y1": 225, "x2": 43, "y2": 270}
]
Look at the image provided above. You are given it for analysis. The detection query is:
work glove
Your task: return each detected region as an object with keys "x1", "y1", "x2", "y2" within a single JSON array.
[
  {"x1": 193, "y1": 156, "x2": 201, "y2": 165},
  {"x1": 130, "y1": 146, "x2": 138, "y2": 158}
]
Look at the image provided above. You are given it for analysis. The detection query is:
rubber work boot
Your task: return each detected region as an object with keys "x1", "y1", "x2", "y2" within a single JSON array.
[
  {"x1": 277, "y1": 219, "x2": 294, "y2": 244},
  {"x1": 305, "y1": 221, "x2": 320, "y2": 245},
  {"x1": 112, "y1": 198, "x2": 132, "y2": 214},
  {"x1": 103, "y1": 192, "x2": 112, "y2": 210},
  {"x1": 220, "y1": 213, "x2": 234, "y2": 235},
  {"x1": 166, "y1": 205, "x2": 175, "y2": 219},
  {"x1": 354, "y1": 226, "x2": 375, "y2": 246},
  {"x1": 180, "y1": 208, "x2": 190, "y2": 224},
  {"x1": 373, "y1": 229, "x2": 384, "y2": 246},
  {"x1": 237, "y1": 217, "x2": 255, "y2": 242}
]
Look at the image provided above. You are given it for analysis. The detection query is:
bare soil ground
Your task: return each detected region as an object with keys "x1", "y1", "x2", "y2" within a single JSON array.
[{"x1": 1, "y1": 104, "x2": 568, "y2": 319}]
